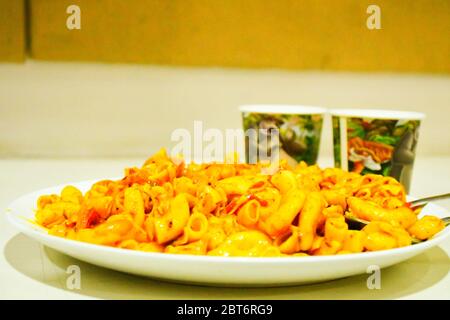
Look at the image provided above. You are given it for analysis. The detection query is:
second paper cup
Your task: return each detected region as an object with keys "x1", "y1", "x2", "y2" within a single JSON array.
[{"x1": 331, "y1": 109, "x2": 425, "y2": 193}]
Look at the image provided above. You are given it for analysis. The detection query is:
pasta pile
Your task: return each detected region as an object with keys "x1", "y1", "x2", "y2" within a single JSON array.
[{"x1": 35, "y1": 149, "x2": 445, "y2": 257}]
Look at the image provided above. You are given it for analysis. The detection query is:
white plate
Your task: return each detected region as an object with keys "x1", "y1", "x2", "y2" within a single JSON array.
[{"x1": 6, "y1": 180, "x2": 450, "y2": 287}]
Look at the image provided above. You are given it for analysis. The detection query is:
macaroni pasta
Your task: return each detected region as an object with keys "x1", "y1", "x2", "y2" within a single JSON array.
[{"x1": 35, "y1": 149, "x2": 445, "y2": 257}]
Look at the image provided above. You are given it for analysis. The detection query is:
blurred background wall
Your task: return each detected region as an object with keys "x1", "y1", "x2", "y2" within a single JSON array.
[
  {"x1": 27, "y1": 0, "x2": 450, "y2": 73},
  {"x1": 0, "y1": 0, "x2": 449, "y2": 158},
  {"x1": 0, "y1": 0, "x2": 25, "y2": 62}
]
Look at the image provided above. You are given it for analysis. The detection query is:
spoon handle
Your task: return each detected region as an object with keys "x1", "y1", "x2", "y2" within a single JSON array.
[
  {"x1": 443, "y1": 217, "x2": 450, "y2": 226},
  {"x1": 409, "y1": 192, "x2": 450, "y2": 208}
]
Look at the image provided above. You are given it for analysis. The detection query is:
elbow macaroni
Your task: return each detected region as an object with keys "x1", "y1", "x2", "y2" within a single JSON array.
[{"x1": 37, "y1": 148, "x2": 445, "y2": 257}]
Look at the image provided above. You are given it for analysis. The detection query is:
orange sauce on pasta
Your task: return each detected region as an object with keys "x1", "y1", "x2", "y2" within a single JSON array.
[{"x1": 35, "y1": 149, "x2": 444, "y2": 256}]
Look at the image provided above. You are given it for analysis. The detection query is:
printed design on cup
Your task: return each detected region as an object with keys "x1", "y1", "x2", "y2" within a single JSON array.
[
  {"x1": 332, "y1": 117, "x2": 342, "y2": 168},
  {"x1": 333, "y1": 116, "x2": 421, "y2": 191},
  {"x1": 243, "y1": 112, "x2": 323, "y2": 166}
]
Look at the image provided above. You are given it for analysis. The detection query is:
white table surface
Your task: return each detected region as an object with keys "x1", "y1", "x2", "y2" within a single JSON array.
[{"x1": 1, "y1": 156, "x2": 449, "y2": 300}]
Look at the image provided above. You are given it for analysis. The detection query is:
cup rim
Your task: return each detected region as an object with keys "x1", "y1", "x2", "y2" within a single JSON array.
[
  {"x1": 330, "y1": 108, "x2": 426, "y2": 120},
  {"x1": 239, "y1": 104, "x2": 327, "y2": 115}
]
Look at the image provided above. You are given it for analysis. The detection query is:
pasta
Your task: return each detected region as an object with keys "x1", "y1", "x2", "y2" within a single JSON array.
[{"x1": 35, "y1": 148, "x2": 445, "y2": 257}]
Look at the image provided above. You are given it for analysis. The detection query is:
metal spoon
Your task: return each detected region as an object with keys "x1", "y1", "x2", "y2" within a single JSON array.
[
  {"x1": 345, "y1": 214, "x2": 450, "y2": 230},
  {"x1": 409, "y1": 192, "x2": 450, "y2": 211},
  {"x1": 345, "y1": 214, "x2": 450, "y2": 244},
  {"x1": 344, "y1": 193, "x2": 450, "y2": 243}
]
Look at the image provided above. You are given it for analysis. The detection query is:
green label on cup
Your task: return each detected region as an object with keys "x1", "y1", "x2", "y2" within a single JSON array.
[
  {"x1": 333, "y1": 116, "x2": 421, "y2": 192},
  {"x1": 242, "y1": 112, "x2": 323, "y2": 166}
]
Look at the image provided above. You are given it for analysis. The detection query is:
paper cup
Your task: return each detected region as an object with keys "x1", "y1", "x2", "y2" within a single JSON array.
[
  {"x1": 331, "y1": 109, "x2": 425, "y2": 193},
  {"x1": 240, "y1": 105, "x2": 326, "y2": 167}
]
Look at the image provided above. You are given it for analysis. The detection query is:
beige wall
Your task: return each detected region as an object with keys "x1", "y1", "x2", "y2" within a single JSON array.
[{"x1": 0, "y1": 61, "x2": 449, "y2": 158}]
